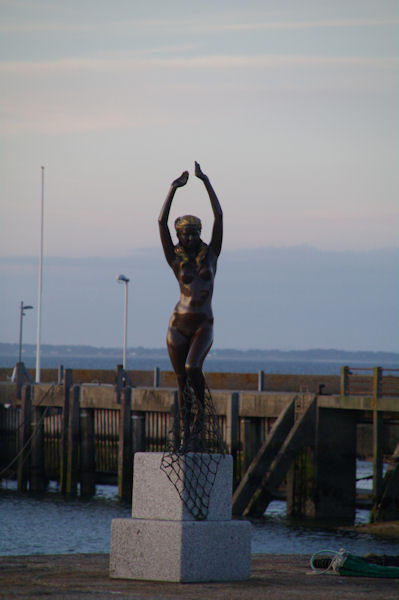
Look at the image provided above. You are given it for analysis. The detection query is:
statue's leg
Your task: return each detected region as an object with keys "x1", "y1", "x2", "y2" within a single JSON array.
[
  {"x1": 185, "y1": 325, "x2": 213, "y2": 449},
  {"x1": 167, "y1": 325, "x2": 190, "y2": 449}
]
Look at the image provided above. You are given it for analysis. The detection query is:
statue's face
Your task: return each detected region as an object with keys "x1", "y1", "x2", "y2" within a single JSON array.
[{"x1": 178, "y1": 225, "x2": 200, "y2": 250}]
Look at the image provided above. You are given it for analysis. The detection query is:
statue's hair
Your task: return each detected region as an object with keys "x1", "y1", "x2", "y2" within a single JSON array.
[
  {"x1": 174, "y1": 214, "x2": 206, "y2": 269},
  {"x1": 174, "y1": 215, "x2": 202, "y2": 233},
  {"x1": 175, "y1": 241, "x2": 208, "y2": 270}
]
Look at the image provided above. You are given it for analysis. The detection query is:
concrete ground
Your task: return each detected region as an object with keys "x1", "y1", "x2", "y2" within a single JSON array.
[{"x1": 0, "y1": 554, "x2": 398, "y2": 600}]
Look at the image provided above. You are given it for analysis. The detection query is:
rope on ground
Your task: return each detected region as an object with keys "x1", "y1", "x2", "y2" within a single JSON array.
[
  {"x1": 310, "y1": 549, "x2": 399, "y2": 578},
  {"x1": 310, "y1": 549, "x2": 341, "y2": 574}
]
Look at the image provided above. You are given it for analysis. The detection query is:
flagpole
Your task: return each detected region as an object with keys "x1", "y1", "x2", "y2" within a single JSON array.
[{"x1": 35, "y1": 166, "x2": 45, "y2": 383}]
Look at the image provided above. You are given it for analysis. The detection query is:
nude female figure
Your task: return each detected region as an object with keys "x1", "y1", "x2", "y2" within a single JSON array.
[{"x1": 159, "y1": 162, "x2": 223, "y2": 449}]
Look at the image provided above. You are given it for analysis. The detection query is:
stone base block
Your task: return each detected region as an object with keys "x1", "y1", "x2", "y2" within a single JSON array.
[
  {"x1": 109, "y1": 518, "x2": 251, "y2": 582},
  {"x1": 132, "y1": 452, "x2": 232, "y2": 521}
]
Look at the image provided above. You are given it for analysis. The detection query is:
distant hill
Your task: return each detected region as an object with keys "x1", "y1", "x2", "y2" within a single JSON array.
[{"x1": 1, "y1": 342, "x2": 398, "y2": 364}]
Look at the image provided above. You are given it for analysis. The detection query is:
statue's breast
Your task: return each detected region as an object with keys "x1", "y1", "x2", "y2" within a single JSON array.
[
  {"x1": 199, "y1": 267, "x2": 213, "y2": 281},
  {"x1": 181, "y1": 270, "x2": 194, "y2": 284}
]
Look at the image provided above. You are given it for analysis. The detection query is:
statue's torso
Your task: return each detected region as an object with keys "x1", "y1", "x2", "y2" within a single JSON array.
[{"x1": 169, "y1": 248, "x2": 217, "y2": 332}]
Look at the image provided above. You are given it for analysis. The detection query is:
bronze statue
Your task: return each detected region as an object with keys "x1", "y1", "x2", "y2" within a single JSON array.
[{"x1": 159, "y1": 162, "x2": 223, "y2": 449}]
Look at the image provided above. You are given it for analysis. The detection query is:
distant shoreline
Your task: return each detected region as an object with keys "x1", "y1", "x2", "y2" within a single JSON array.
[
  {"x1": 1, "y1": 344, "x2": 397, "y2": 375},
  {"x1": 1, "y1": 342, "x2": 398, "y2": 361}
]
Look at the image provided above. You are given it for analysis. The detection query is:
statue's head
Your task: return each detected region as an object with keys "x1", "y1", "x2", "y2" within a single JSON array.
[{"x1": 174, "y1": 215, "x2": 202, "y2": 250}]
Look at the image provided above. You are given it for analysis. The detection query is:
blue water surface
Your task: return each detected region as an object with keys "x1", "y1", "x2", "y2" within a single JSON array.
[{"x1": 1, "y1": 472, "x2": 399, "y2": 558}]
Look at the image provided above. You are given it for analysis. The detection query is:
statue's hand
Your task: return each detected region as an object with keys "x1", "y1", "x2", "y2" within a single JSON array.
[
  {"x1": 195, "y1": 161, "x2": 207, "y2": 181},
  {"x1": 172, "y1": 171, "x2": 189, "y2": 188}
]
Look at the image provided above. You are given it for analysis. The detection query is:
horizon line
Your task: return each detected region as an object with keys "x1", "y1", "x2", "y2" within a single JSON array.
[{"x1": 1, "y1": 342, "x2": 398, "y2": 357}]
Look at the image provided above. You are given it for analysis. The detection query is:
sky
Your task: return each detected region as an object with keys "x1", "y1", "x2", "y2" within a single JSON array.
[{"x1": 1, "y1": 1, "x2": 398, "y2": 352}]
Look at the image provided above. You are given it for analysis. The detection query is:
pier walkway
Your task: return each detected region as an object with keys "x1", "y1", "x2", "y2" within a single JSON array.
[{"x1": 1, "y1": 553, "x2": 398, "y2": 600}]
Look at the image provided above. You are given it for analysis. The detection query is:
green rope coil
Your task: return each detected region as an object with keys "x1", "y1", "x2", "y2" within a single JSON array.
[{"x1": 311, "y1": 549, "x2": 399, "y2": 578}]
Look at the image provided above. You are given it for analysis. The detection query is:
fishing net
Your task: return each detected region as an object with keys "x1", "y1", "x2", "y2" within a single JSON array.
[{"x1": 161, "y1": 381, "x2": 226, "y2": 520}]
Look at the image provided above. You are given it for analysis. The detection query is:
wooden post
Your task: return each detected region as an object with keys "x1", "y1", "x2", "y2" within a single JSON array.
[
  {"x1": 243, "y1": 417, "x2": 262, "y2": 472},
  {"x1": 80, "y1": 407, "x2": 96, "y2": 498},
  {"x1": 372, "y1": 366, "x2": 384, "y2": 503},
  {"x1": 66, "y1": 385, "x2": 80, "y2": 496},
  {"x1": 30, "y1": 405, "x2": 46, "y2": 492},
  {"x1": 153, "y1": 367, "x2": 160, "y2": 388},
  {"x1": 340, "y1": 366, "x2": 349, "y2": 396},
  {"x1": 17, "y1": 384, "x2": 31, "y2": 492},
  {"x1": 15, "y1": 362, "x2": 25, "y2": 400},
  {"x1": 60, "y1": 369, "x2": 72, "y2": 494},
  {"x1": 312, "y1": 408, "x2": 357, "y2": 521},
  {"x1": 286, "y1": 396, "x2": 316, "y2": 517},
  {"x1": 131, "y1": 408, "x2": 146, "y2": 504},
  {"x1": 286, "y1": 446, "x2": 315, "y2": 517},
  {"x1": 257, "y1": 370, "x2": 264, "y2": 392},
  {"x1": 132, "y1": 410, "x2": 146, "y2": 455},
  {"x1": 169, "y1": 391, "x2": 180, "y2": 448},
  {"x1": 118, "y1": 387, "x2": 133, "y2": 502},
  {"x1": 115, "y1": 364, "x2": 123, "y2": 404},
  {"x1": 226, "y1": 392, "x2": 239, "y2": 486}
]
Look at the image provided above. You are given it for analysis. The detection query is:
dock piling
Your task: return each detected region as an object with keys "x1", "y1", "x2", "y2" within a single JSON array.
[
  {"x1": 30, "y1": 404, "x2": 46, "y2": 492},
  {"x1": 118, "y1": 387, "x2": 133, "y2": 501},
  {"x1": 80, "y1": 407, "x2": 96, "y2": 498},
  {"x1": 17, "y1": 384, "x2": 31, "y2": 492},
  {"x1": 66, "y1": 385, "x2": 80, "y2": 496}
]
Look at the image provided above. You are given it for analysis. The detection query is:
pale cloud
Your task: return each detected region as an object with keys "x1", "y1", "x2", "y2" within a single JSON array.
[
  {"x1": 2, "y1": 50, "x2": 395, "y2": 136},
  {"x1": 1, "y1": 14, "x2": 397, "y2": 35},
  {"x1": 0, "y1": 17, "x2": 191, "y2": 34},
  {"x1": 1, "y1": 54, "x2": 397, "y2": 75},
  {"x1": 2, "y1": 104, "x2": 143, "y2": 135},
  {"x1": 220, "y1": 17, "x2": 399, "y2": 32},
  {"x1": 0, "y1": 21, "x2": 91, "y2": 33}
]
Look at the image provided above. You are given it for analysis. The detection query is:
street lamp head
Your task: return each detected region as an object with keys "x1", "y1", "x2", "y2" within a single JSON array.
[
  {"x1": 18, "y1": 302, "x2": 33, "y2": 364},
  {"x1": 116, "y1": 274, "x2": 130, "y2": 283},
  {"x1": 20, "y1": 303, "x2": 33, "y2": 316}
]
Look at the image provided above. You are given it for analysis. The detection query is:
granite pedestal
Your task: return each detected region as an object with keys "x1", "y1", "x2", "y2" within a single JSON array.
[{"x1": 109, "y1": 452, "x2": 251, "y2": 582}]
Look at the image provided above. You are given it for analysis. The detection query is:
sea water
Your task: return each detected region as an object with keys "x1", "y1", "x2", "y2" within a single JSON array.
[
  {"x1": 1, "y1": 462, "x2": 399, "y2": 557},
  {"x1": 2, "y1": 353, "x2": 398, "y2": 375}
]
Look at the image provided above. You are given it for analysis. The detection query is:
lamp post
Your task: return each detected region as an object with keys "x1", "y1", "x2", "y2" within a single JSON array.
[
  {"x1": 116, "y1": 274, "x2": 130, "y2": 370},
  {"x1": 18, "y1": 301, "x2": 33, "y2": 363}
]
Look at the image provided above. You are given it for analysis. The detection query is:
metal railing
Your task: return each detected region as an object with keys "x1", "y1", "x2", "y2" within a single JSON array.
[{"x1": 340, "y1": 366, "x2": 399, "y2": 398}]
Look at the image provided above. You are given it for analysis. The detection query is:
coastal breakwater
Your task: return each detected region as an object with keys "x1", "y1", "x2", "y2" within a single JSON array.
[{"x1": 1, "y1": 364, "x2": 398, "y2": 524}]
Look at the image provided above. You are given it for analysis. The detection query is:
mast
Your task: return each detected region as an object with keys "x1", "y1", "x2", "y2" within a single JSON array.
[{"x1": 35, "y1": 166, "x2": 44, "y2": 383}]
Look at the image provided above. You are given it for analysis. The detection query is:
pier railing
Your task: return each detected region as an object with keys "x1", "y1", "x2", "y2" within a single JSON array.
[{"x1": 340, "y1": 366, "x2": 399, "y2": 397}]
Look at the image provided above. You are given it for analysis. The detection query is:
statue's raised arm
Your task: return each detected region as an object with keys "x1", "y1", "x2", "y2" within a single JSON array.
[
  {"x1": 158, "y1": 170, "x2": 189, "y2": 267},
  {"x1": 194, "y1": 161, "x2": 223, "y2": 258}
]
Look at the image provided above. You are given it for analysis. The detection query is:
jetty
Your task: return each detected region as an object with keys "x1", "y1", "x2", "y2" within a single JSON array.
[{"x1": 0, "y1": 363, "x2": 398, "y2": 523}]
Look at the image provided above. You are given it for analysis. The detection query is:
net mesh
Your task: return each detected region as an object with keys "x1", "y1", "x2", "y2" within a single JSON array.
[{"x1": 160, "y1": 382, "x2": 226, "y2": 520}]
